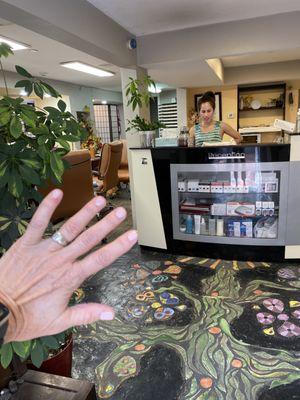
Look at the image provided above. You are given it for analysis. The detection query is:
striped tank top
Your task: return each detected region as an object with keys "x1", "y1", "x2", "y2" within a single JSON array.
[{"x1": 195, "y1": 121, "x2": 222, "y2": 146}]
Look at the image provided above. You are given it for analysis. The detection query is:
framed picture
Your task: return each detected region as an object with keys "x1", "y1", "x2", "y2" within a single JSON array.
[{"x1": 194, "y1": 92, "x2": 222, "y2": 121}]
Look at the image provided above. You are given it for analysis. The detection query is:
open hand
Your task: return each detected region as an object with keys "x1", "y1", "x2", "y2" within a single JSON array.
[{"x1": 0, "y1": 189, "x2": 137, "y2": 342}]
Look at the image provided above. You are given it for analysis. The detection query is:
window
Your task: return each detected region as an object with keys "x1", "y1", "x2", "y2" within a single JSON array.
[{"x1": 93, "y1": 104, "x2": 121, "y2": 143}]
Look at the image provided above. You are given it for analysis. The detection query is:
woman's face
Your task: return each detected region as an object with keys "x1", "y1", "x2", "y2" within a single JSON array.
[{"x1": 200, "y1": 102, "x2": 214, "y2": 123}]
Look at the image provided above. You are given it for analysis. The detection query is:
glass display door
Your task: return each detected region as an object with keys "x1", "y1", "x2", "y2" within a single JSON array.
[{"x1": 170, "y1": 162, "x2": 289, "y2": 246}]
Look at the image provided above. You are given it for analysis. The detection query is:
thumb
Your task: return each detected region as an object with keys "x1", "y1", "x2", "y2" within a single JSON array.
[{"x1": 59, "y1": 303, "x2": 115, "y2": 330}]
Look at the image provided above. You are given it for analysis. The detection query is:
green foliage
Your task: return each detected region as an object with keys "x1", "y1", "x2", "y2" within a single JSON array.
[
  {"x1": 125, "y1": 75, "x2": 165, "y2": 132},
  {"x1": 0, "y1": 46, "x2": 86, "y2": 368},
  {"x1": 126, "y1": 115, "x2": 165, "y2": 132}
]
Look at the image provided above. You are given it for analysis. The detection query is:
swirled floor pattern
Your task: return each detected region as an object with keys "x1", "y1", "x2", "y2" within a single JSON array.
[{"x1": 72, "y1": 246, "x2": 300, "y2": 400}]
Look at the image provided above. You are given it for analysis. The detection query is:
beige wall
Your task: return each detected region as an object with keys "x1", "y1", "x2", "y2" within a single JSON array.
[{"x1": 187, "y1": 81, "x2": 299, "y2": 135}]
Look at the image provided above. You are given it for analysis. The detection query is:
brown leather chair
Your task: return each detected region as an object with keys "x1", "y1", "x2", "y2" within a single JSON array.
[
  {"x1": 93, "y1": 141, "x2": 123, "y2": 195},
  {"x1": 39, "y1": 150, "x2": 94, "y2": 222},
  {"x1": 118, "y1": 139, "x2": 129, "y2": 184}
]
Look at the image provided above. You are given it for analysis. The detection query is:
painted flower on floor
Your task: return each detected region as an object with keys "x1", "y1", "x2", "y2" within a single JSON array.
[{"x1": 277, "y1": 322, "x2": 300, "y2": 337}]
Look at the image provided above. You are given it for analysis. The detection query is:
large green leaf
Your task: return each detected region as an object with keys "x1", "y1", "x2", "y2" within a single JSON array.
[
  {"x1": 30, "y1": 340, "x2": 45, "y2": 368},
  {"x1": 8, "y1": 172, "x2": 23, "y2": 197},
  {"x1": 40, "y1": 336, "x2": 60, "y2": 349},
  {"x1": 40, "y1": 81, "x2": 61, "y2": 98},
  {"x1": 15, "y1": 79, "x2": 31, "y2": 88},
  {"x1": 15, "y1": 65, "x2": 33, "y2": 78},
  {"x1": 0, "y1": 343, "x2": 13, "y2": 368},
  {"x1": 20, "y1": 112, "x2": 36, "y2": 128},
  {"x1": 50, "y1": 151, "x2": 64, "y2": 181},
  {"x1": 19, "y1": 163, "x2": 41, "y2": 185},
  {"x1": 57, "y1": 99, "x2": 67, "y2": 112},
  {"x1": 34, "y1": 82, "x2": 44, "y2": 99},
  {"x1": 56, "y1": 137, "x2": 70, "y2": 151},
  {"x1": 12, "y1": 340, "x2": 31, "y2": 358},
  {"x1": 19, "y1": 158, "x2": 40, "y2": 169},
  {"x1": 0, "y1": 111, "x2": 11, "y2": 126},
  {"x1": 10, "y1": 115, "x2": 23, "y2": 138},
  {"x1": 44, "y1": 107, "x2": 62, "y2": 119}
]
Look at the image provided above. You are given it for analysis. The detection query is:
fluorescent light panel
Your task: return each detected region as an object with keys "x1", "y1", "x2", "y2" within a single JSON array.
[
  {"x1": 60, "y1": 61, "x2": 114, "y2": 77},
  {"x1": 0, "y1": 36, "x2": 29, "y2": 51}
]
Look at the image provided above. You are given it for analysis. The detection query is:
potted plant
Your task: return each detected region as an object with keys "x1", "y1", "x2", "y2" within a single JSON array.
[
  {"x1": 78, "y1": 106, "x2": 102, "y2": 158},
  {"x1": 0, "y1": 43, "x2": 87, "y2": 377},
  {"x1": 125, "y1": 75, "x2": 165, "y2": 147}
]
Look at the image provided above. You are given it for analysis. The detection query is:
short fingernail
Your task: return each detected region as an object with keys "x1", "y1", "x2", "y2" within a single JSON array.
[
  {"x1": 115, "y1": 207, "x2": 126, "y2": 219},
  {"x1": 95, "y1": 197, "x2": 105, "y2": 207},
  {"x1": 100, "y1": 311, "x2": 114, "y2": 320},
  {"x1": 128, "y1": 230, "x2": 138, "y2": 242},
  {"x1": 52, "y1": 189, "x2": 62, "y2": 199}
]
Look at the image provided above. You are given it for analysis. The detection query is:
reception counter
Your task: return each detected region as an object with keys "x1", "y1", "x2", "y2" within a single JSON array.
[{"x1": 130, "y1": 136, "x2": 300, "y2": 261}]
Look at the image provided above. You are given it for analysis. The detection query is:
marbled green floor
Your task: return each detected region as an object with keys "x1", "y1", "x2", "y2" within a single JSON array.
[{"x1": 71, "y1": 189, "x2": 300, "y2": 400}]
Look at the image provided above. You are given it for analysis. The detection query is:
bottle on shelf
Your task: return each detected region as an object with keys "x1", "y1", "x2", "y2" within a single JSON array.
[
  {"x1": 209, "y1": 217, "x2": 216, "y2": 236},
  {"x1": 216, "y1": 218, "x2": 224, "y2": 236},
  {"x1": 186, "y1": 214, "x2": 194, "y2": 234},
  {"x1": 194, "y1": 215, "x2": 201, "y2": 234},
  {"x1": 230, "y1": 171, "x2": 236, "y2": 188},
  {"x1": 200, "y1": 216, "x2": 207, "y2": 235},
  {"x1": 237, "y1": 171, "x2": 244, "y2": 187}
]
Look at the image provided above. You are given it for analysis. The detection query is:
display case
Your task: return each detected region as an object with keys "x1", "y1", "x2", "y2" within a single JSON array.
[{"x1": 171, "y1": 162, "x2": 289, "y2": 246}]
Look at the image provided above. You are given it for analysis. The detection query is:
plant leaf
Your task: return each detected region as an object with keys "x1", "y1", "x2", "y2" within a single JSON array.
[
  {"x1": 56, "y1": 137, "x2": 70, "y2": 151},
  {"x1": 0, "y1": 343, "x2": 13, "y2": 368},
  {"x1": 40, "y1": 336, "x2": 60, "y2": 349},
  {"x1": 57, "y1": 99, "x2": 66, "y2": 112},
  {"x1": 15, "y1": 65, "x2": 33, "y2": 78},
  {"x1": 19, "y1": 163, "x2": 41, "y2": 185},
  {"x1": 15, "y1": 79, "x2": 31, "y2": 88},
  {"x1": 12, "y1": 340, "x2": 31, "y2": 358},
  {"x1": 40, "y1": 81, "x2": 61, "y2": 98},
  {"x1": 50, "y1": 151, "x2": 64, "y2": 182},
  {"x1": 10, "y1": 116, "x2": 23, "y2": 138},
  {"x1": 0, "y1": 111, "x2": 11, "y2": 126},
  {"x1": 34, "y1": 82, "x2": 44, "y2": 99},
  {"x1": 30, "y1": 340, "x2": 45, "y2": 368}
]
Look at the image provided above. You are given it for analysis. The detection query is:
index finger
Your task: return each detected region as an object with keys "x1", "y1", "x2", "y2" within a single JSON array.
[{"x1": 22, "y1": 189, "x2": 63, "y2": 245}]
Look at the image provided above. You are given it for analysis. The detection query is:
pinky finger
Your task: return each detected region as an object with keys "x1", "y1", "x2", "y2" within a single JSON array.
[{"x1": 57, "y1": 303, "x2": 115, "y2": 332}]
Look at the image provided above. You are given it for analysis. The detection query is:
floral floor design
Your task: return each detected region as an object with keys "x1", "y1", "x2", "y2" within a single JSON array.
[{"x1": 72, "y1": 248, "x2": 300, "y2": 400}]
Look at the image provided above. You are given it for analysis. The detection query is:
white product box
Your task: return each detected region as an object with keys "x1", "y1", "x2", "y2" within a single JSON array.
[
  {"x1": 199, "y1": 184, "x2": 211, "y2": 193},
  {"x1": 178, "y1": 180, "x2": 187, "y2": 192},
  {"x1": 211, "y1": 182, "x2": 223, "y2": 193},
  {"x1": 211, "y1": 203, "x2": 227, "y2": 216},
  {"x1": 234, "y1": 221, "x2": 241, "y2": 237},
  {"x1": 187, "y1": 179, "x2": 200, "y2": 192},
  {"x1": 223, "y1": 183, "x2": 236, "y2": 193}
]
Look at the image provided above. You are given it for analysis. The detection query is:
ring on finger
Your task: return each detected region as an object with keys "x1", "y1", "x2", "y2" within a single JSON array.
[{"x1": 51, "y1": 230, "x2": 69, "y2": 247}]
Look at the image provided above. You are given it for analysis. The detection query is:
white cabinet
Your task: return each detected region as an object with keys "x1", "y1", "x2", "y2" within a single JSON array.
[{"x1": 130, "y1": 150, "x2": 167, "y2": 249}]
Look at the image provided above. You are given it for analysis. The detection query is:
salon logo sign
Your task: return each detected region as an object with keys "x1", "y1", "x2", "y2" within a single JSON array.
[{"x1": 208, "y1": 151, "x2": 245, "y2": 160}]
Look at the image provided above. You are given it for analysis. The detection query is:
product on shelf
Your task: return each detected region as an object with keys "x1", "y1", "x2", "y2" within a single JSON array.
[
  {"x1": 194, "y1": 215, "x2": 201, "y2": 234},
  {"x1": 178, "y1": 180, "x2": 187, "y2": 192},
  {"x1": 216, "y1": 218, "x2": 224, "y2": 236},
  {"x1": 227, "y1": 202, "x2": 256, "y2": 216},
  {"x1": 186, "y1": 214, "x2": 194, "y2": 234},
  {"x1": 198, "y1": 182, "x2": 211, "y2": 192},
  {"x1": 254, "y1": 217, "x2": 278, "y2": 238},
  {"x1": 187, "y1": 179, "x2": 200, "y2": 192},
  {"x1": 226, "y1": 219, "x2": 253, "y2": 238},
  {"x1": 211, "y1": 203, "x2": 227, "y2": 216},
  {"x1": 211, "y1": 181, "x2": 223, "y2": 193}
]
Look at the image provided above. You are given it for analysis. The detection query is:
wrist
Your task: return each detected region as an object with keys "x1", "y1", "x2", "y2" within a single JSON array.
[
  {"x1": 0, "y1": 302, "x2": 9, "y2": 345},
  {"x1": 0, "y1": 288, "x2": 21, "y2": 343}
]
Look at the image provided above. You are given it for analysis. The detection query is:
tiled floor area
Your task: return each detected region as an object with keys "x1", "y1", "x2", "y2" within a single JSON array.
[{"x1": 72, "y1": 189, "x2": 300, "y2": 400}]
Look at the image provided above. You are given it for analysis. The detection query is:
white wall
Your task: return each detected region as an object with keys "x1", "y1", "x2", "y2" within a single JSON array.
[{"x1": 3, "y1": 70, "x2": 122, "y2": 117}]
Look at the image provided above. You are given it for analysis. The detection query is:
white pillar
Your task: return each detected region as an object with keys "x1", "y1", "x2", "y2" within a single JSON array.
[
  {"x1": 120, "y1": 67, "x2": 149, "y2": 228},
  {"x1": 176, "y1": 88, "x2": 187, "y2": 129}
]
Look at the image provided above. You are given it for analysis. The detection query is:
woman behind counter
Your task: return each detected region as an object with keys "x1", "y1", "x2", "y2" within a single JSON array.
[{"x1": 190, "y1": 91, "x2": 242, "y2": 146}]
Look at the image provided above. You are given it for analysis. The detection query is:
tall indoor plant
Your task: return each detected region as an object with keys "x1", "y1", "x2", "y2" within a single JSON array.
[
  {"x1": 0, "y1": 43, "x2": 87, "y2": 370},
  {"x1": 125, "y1": 75, "x2": 165, "y2": 147}
]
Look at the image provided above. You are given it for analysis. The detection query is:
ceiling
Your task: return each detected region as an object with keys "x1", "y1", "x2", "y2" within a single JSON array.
[
  {"x1": 0, "y1": 21, "x2": 122, "y2": 91},
  {"x1": 1, "y1": 1, "x2": 300, "y2": 90},
  {"x1": 87, "y1": 0, "x2": 300, "y2": 36}
]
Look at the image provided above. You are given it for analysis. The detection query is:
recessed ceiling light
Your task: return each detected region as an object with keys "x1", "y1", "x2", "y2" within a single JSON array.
[
  {"x1": 20, "y1": 90, "x2": 28, "y2": 96},
  {"x1": 148, "y1": 85, "x2": 161, "y2": 94},
  {"x1": 0, "y1": 35, "x2": 30, "y2": 51},
  {"x1": 60, "y1": 61, "x2": 114, "y2": 77}
]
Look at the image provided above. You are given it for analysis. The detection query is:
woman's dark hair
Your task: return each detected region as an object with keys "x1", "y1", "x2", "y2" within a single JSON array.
[{"x1": 198, "y1": 91, "x2": 215, "y2": 111}]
